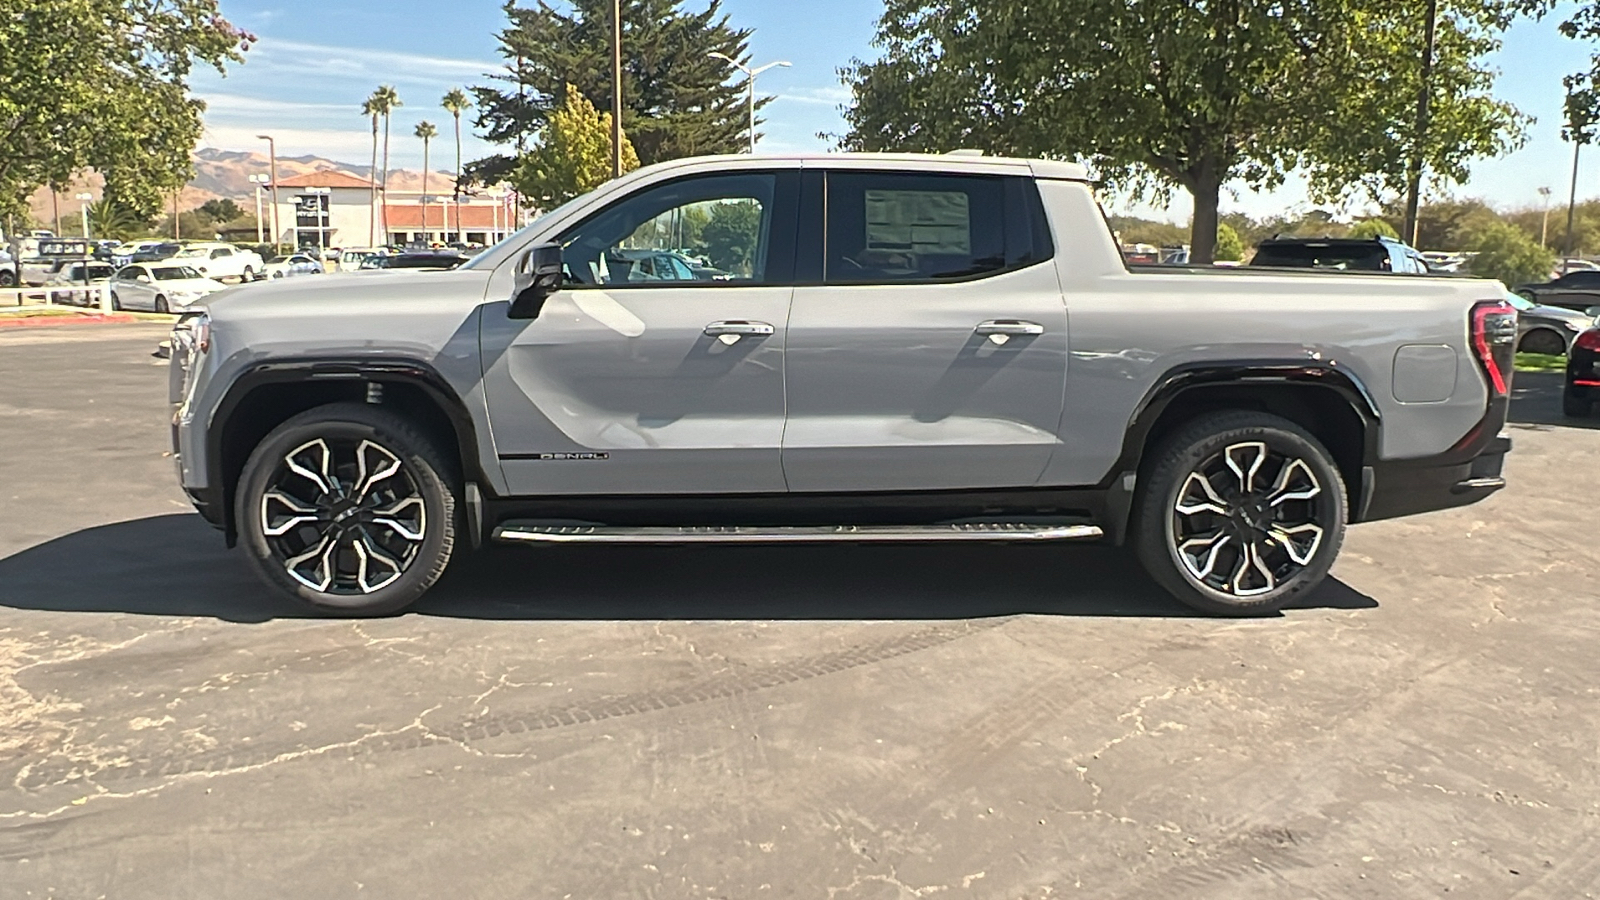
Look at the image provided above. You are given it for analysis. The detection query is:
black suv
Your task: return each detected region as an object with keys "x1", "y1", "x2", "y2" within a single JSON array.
[{"x1": 1249, "y1": 236, "x2": 1430, "y2": 274}]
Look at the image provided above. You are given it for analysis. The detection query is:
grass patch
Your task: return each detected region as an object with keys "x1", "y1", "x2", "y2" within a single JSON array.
[
  {"x1": 1516, "y1": 352, "x2": 1568, "y2": 373},
  {"x1": 0, "y1": 307, "x2": 83, "y2": 319}
]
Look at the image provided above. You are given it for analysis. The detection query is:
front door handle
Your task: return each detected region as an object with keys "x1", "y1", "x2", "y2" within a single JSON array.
[
  {"x1": 975, "y1": 319, "x2": 1044, "y2": 336},
  {"x1": 704, "y1": 320, "x2": 775, "y2": 337}
]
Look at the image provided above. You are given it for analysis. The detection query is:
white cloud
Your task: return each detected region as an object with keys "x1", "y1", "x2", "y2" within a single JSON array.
[
  {"x1": 769, "y1": 85, "x2": 851, "y2": 108},
  {"x1": 248, "y1": 39, "x2": 501, "y2": 84}
]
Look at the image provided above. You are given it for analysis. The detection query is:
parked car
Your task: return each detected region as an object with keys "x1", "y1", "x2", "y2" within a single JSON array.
[
  {"x1": 263, "y1": 253, "x2": 325, "y2": 279},
  {"x1": 170, "y1": 242, "x2": 264, "y2": 283},
  {"x1": 42, "y1": 261, "x2": 118, "y2": 306},
  {"x1": 1564, "y1": 326, "x2": 1600, "y2": 417},
  {"x1": 168, "y1": 152, "x2": 1516, "y2": 618},
  {"x1": 1504, "y1": 291, "x2": 1597, "y2": 356},
  {"x1": 1513, "y1": 269, "x2": 1600, "y2": 315},
  {"x1": 358, "y1": 250, "x2": 466, "y2": 270},
  {"x1": 335, "y1": 247, "x2": 385, "y2": 271},
  {"x1": 130, "y1": 242, "x2": 182, "y2": 264},
  {"x1": 110, "y1": 264, "x2": 226, "y2": 313},
  {"x1": 1249, "y1": 235, "x2": 1431, "y2": 273},
  {"x1": 0, "y1": 248, "x2": 16, "y2": 288}
]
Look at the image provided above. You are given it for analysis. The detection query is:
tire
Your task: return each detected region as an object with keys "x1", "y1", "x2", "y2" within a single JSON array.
[
  {"x1": 1519, "y1": 328, "x2": 1567, "y2": 357},
  {"x1": 1131, "y1": 411, "x2": 1348, "y2": 617},
  {"x1": 154, "y1": 296, "x2": 168, "y2": 314},
  {"x1": 109, "y1": 292, "x2": 121, "y2": 311},
  {"x1": 1564, "y1": 389, "x2": 1593, "y2": 418},
  {"x1": 0, "y1": 270, "x2": 15, "y2": 288},
  {"x1": 234, "y1": 403, "x2": 457, "y2": 616}
]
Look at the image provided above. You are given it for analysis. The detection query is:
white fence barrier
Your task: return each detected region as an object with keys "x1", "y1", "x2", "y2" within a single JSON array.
[{"x1": 0, "y1": 283, "x2": 115, "y2": 315}]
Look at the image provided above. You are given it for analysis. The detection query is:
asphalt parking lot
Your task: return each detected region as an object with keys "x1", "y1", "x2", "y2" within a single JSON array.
[{"x1": 1, "y1": 321, "x2": 1598, "y2": 899}]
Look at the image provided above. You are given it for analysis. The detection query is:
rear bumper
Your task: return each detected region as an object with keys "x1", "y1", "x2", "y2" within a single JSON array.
[{"x1": 1358, "y1": 390, "x2": 1511, "y2": 524}]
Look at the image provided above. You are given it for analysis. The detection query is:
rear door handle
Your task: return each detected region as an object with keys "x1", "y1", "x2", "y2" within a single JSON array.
[
  {"x1": 975, "y1": 319, "x2": 1044, "y2": 336},
  {"x1": 704, "y1": 320, "x2": 775, "y2": 337}
]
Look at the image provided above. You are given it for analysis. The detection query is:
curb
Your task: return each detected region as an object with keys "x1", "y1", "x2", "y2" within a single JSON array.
[{"x1": 0, "y1": 313, "x2": 141, "y2": 328}]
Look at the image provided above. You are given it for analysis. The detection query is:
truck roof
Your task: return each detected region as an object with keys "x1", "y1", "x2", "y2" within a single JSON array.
[{"x1": 628, "y1": 152, "x2": 1090, "y2": 182}]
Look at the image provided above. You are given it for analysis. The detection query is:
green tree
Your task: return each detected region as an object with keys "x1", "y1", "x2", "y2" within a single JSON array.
[
  {"x1": 0, "y1": 0, "x2": 251, "y2": 220},
  {"x1": 468, "y1": 0, "x2": 754, "y2": 186},
  {"x1": 1348, "y1": 219, "x2": 1400, "y2": 240},
  {"x1": 839, "y1": 0, "x2": 1526, "y2": 264},
  {"x1": 700, "y1": 200, "x2": 760, "y2": 274},
  {"x1": 512, "y1": 86, "x2": 640, "y2": 207},
  {"x1": 1467, "y1": 220, "x2": 1557, "y2": 286},
  {"x1": 362, "y1": 94, "x2": 382, "y2": 244},
  {"x1": 371, "y1": 85, "x2": 402, "y2": 238},
  {"x1": 87, "y1": 199, "x2": 147, "y2": 240},
  {"x1": 1296, "y1": 2, "x2": 1528, "y2": 211},
  {"x1": 198, "y1": 198, "x2": 244, "y2": 223},
  {"x1": 1214, "y1": 223, "x2": 1245, "y2": 262},
  {"x1": 441, "y1": 88, "x2": 472, "y2": 236}
]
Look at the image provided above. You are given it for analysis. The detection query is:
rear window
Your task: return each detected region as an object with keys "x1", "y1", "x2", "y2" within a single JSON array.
[
  {"x1": 1250, "y1": 243, "x2": 1389, "y2": 271},
  {"x1": 152, "y1": 266, "x2": 202, "y2": 280}
]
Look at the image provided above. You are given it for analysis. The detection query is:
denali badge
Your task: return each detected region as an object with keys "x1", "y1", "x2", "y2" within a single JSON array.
[{"x1": 535, "y1": 452, "x2": 609, "y2": 461}]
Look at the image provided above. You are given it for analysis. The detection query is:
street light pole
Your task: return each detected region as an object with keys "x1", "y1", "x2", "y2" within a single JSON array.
[
  {"x1": 1539, "y1": 186, "x2": 1553, "y2": 249},
  {"x1": 708, "y1": 53, "x2": 791, "y2": 153},
  {"x1": 248, "y1": 174, "x2": 268, "y2": 244},
  {"x1": 611, "y1": 0, "x2": 623, "y2": 178},
  {"x1": 75, "y1": 193, "x2": 93, "y2": 240},
  {"x1": 257, "y1": 135, "x2": 280, "y2": 254}
]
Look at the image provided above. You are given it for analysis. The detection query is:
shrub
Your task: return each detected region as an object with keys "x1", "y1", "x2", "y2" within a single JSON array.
[{"x1": 1466, "y1": 221, "x2": 1556, "y2": 287}]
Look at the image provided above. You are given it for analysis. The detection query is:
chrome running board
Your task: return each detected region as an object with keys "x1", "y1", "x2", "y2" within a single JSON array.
[{"x1": 491, "y1": 522, "x2": 1103, "y2": 544}]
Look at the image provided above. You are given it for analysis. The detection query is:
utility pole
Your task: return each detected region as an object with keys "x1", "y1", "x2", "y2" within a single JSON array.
[
  {"x1": 50, "y1": 189, "x2": 60, "y2": 236},
  {"x1": 1565, "y1": 141, "x2": 1582, "y2": 274},
  {"x1": 75, "y1": 193, "x2": 92, "y2": 239},
  {"x1": 1539, "y1": 186, "x2": 1553, "y2": 248},
  {"x1": 1402, "y1": 0, "x2": 1438, "y2": 247},
  {"x1": 611, "y1": 0, "x2": 623, "y2": 178},
  {"x1": 258, "y1": 134, "x2": 280, "y2": 254},
  {"x1": 707, "y1": 53, "x2": 791, "y2": 153},
  {"x1": 172, "y1": 189, "x2": 180, "y2": 239},
  {"x1": 249, "y1": 174, "x2": 268, "y2": 244}
]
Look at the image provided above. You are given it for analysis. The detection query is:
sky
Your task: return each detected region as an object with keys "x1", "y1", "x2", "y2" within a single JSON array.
[{"x1": 193, "y1": 0, "x2": 1594, "y2": 223}]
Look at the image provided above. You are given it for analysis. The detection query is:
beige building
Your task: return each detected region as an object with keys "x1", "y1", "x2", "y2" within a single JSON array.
[{"x1": 268, "y1": 171, "x2": 523, "y2": 250}]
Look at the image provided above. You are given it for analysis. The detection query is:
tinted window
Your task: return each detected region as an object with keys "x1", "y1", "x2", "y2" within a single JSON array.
[
  {"x1": 558, "y1": 172, "x2": 783, "y2": 286},
  {"x1": 152, "y1": 266, "x2": 203, "y2": 280},
  {"x1": 1560, "y1": 271, "x2": 1600, "y2": 286},
  {"x1": 826, "y1": 173, "x2": 1002, "y2": 283},
  {"x1": 210, "y1": 248, "x2": 231, "y2": 259},
  {"x1": 1250, "y1": 243, "x2": 1390, "y2": 271}
]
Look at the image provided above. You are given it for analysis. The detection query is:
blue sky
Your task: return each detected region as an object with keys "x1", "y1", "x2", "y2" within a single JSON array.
[{"x1": 194, "y1": 0, "x2": 1592, "y2": 221}]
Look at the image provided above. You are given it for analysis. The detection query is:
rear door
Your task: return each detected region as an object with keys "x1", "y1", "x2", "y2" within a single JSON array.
[
  {"x1": 480, "y1": 167, "x2": 800, "y2": 495},
  {"x1": 781, "y1": 168, "x2": 1068, "y2": 492},
  {"x1": 1542, "y1": 271, "x2": 1600, "y2": 312},
  {"x1": 113, "y1": 266, "x2": 154, "y2": 309}
]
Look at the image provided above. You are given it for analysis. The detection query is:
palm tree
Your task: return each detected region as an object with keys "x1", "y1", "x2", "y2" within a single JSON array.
[
  {"x1": 370, "y1": 85, "x2": 401, "y2": 243},
  {"x1": 415, "y1": 121, "x2": 438, "y2": 241},
  {"x1": 440, "y1": 88, "x2": 471, "y2": 241},
  {"x1": 362, "y1": 94, "x2": 381, "y2": 245}
]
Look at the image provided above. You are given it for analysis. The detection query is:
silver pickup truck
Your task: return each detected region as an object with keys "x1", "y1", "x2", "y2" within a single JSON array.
[{"x1": 168, "y1": 152, "x2": 1516, "y2": 617}]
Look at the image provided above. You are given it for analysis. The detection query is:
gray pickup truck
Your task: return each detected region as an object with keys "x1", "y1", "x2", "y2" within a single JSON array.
[{"x1": 169, "y1": 152, "x2": 1517, "y2": 617}]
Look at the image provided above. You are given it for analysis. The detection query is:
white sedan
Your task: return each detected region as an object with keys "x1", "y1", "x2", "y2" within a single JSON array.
[
  {"x1": 262, "y1": 253, "x2": 325, "y2": 280},
  {"x1": 110, "y1": 264, "x2": 227, "y2": 313}
]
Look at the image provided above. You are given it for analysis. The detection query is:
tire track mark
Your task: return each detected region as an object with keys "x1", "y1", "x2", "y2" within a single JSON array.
[{"x1": 13, "y1": 619, "x2": 1003, "y2": 792}]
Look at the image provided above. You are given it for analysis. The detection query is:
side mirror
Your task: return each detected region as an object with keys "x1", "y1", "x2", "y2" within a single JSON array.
[
  {"x1": 509, "y1": 242, "x2": 564, "y2": 320},
  {"x1": 1586, "y1": 305, "x2": 1600, "y2": 318}
]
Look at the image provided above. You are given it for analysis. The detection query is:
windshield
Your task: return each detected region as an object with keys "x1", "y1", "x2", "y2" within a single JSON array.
[
  {"x1": 1505, "y1": 292, "x2": 1534, "y2": 311},
  {"x1": 173, "y1": 247, "x2": 207, "y2": 258},
  {"x1": 152, "y1": 266, "x2": 204, "y2": 280}
]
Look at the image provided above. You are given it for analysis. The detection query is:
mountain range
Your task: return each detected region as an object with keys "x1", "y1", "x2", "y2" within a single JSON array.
[{"x1": 26, "y1": 148, "x2": 460, "y2": 227}]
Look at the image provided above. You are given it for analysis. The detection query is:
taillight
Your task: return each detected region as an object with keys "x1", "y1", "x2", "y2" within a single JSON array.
[
  {"x1": 1576, "y1": 328, "x2": 1600, "y2": 353},
  {"x1": 1471, "y1": 300, "x2": 1517, "y2": 396}
]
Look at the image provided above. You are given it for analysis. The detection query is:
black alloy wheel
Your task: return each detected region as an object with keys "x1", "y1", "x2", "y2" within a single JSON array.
[
  {"x1": 1134, "y1": 412, "x2": 1347, "y2": 616},
  {"x1": 236, "y1": 403, "x2": 456, "y2": 615}
]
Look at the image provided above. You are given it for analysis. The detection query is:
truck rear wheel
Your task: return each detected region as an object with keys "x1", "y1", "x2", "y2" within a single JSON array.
[
  {"x1": 235, "y1": 403, "x2": 457, "y2": 616},
  {"x1": 1132, "y1": 411, "x2": 1347, "y2": 616}
]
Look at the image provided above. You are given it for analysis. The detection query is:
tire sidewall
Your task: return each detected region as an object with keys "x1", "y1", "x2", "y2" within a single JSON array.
[
  {"x1": 235, "y1": 409, "x2": 454, "y2": 615},
  {"x1": 1137, "y1": 415, "x2": 1347, "y2": 616}
]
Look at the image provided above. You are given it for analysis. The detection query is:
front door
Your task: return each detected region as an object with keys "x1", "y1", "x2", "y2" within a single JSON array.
[
  {"x1": 481, "y1": 169, "x2": 800, "y2": 496},
  {"x1": 782, "y1": 170, "x2": 1068, "y2": 492}
]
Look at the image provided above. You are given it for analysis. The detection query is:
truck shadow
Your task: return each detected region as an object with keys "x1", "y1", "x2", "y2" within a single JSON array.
[{"x1": 0, "y1": 513, "x2": 1376, "y2": 623}]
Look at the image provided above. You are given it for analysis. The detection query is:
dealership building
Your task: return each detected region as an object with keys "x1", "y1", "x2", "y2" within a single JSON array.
[{"x1": 267, "y1": 171, "x2": 524, "y2": 249}]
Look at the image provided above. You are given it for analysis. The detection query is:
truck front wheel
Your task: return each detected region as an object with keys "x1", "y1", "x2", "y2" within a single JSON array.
[
  {"x1": 235, "y1": 403, "x2": 457, "y2": 616},
  {"x1": 1132, "y1": 411, "x2": 1348, "y2": 617}
]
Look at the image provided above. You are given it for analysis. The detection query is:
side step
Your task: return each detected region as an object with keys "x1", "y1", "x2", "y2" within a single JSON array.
[{"x1": 491, "y1": 522, "x2": 1103, "y2": 545}]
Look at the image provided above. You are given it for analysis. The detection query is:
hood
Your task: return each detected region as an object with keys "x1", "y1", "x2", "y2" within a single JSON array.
[{"x1": 200, "y1": 266, "x2": 494, "y2": 319}]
